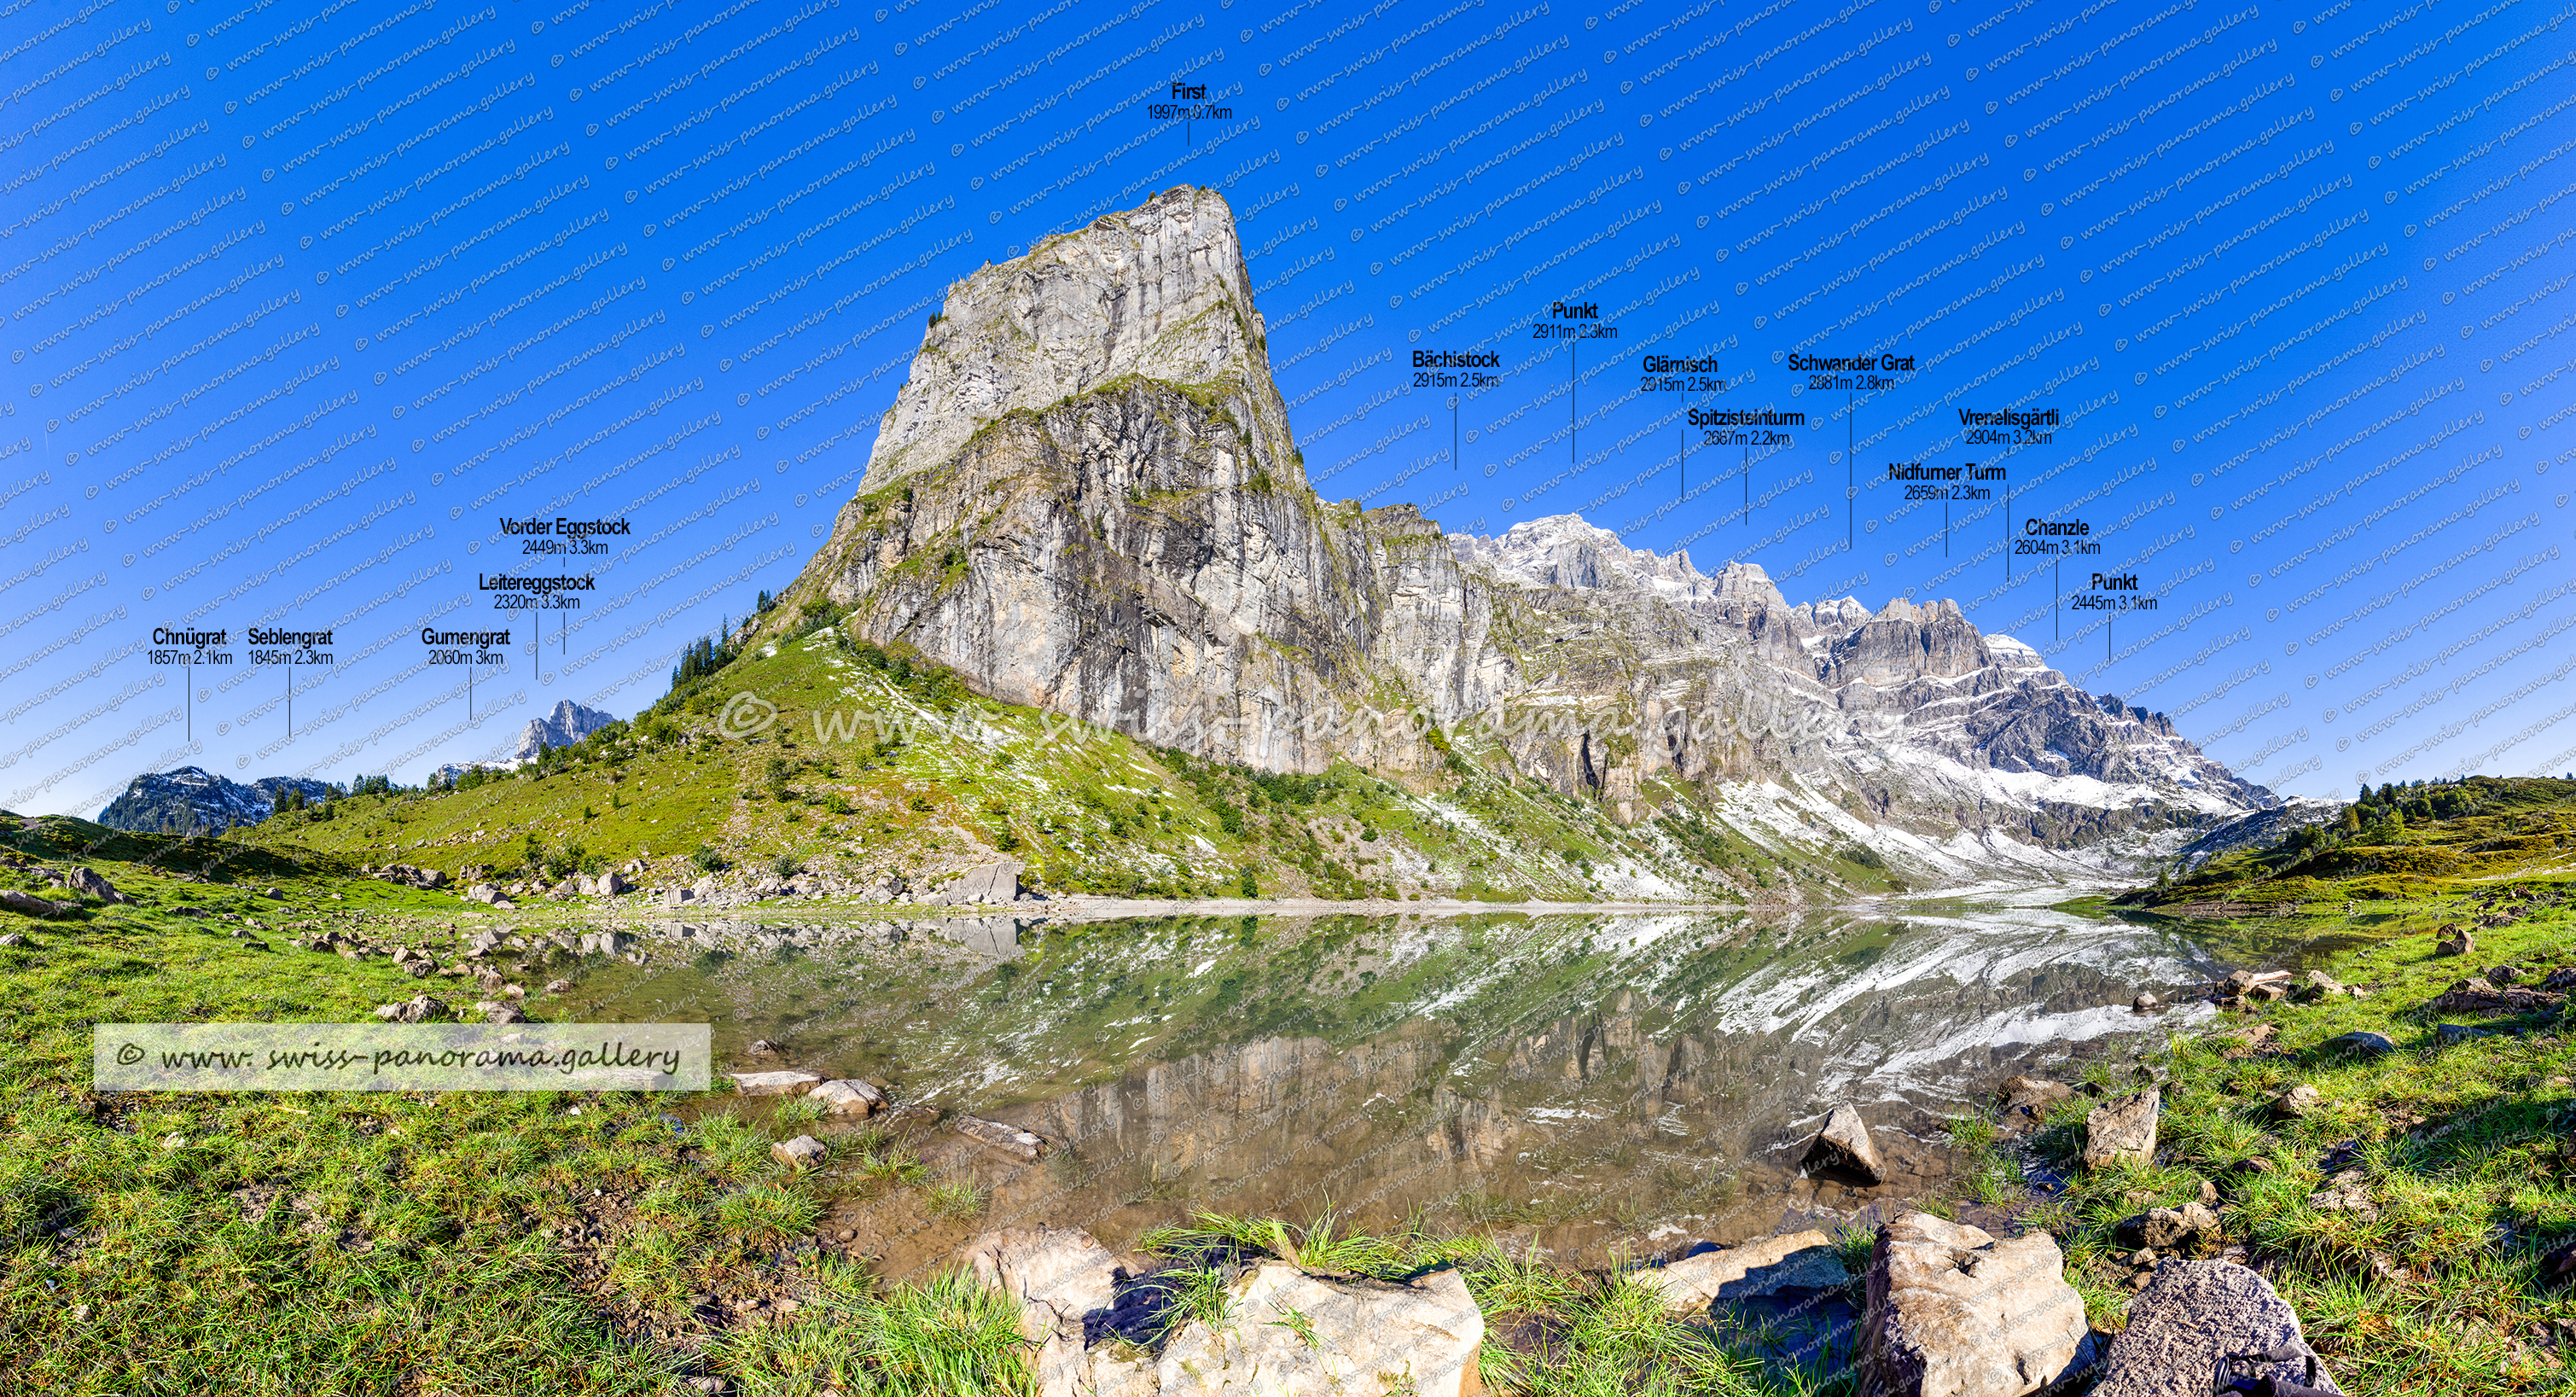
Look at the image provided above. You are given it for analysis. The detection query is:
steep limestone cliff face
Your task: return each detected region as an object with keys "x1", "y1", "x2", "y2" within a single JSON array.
[
  {"x1": 779, "y1": 186, "x2": 2264, "y2": 867},
  {"x1": 793, "y1": 189, "x2": 1497, "y2": 773}
]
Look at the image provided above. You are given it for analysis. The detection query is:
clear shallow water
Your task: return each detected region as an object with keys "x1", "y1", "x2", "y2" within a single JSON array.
[{"x1": 564, "y1": 893, "x2": 2224, "y2": 1274}]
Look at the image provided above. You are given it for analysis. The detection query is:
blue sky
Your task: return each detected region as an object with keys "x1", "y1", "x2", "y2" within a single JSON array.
[{"x1": 2, "y1": 0, "x2": 2570, "y2": 814}]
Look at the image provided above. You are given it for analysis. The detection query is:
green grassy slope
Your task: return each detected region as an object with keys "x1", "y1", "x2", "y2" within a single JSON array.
[
  {"x1": 2114, "y1": 776, "x2": 2576, "y2": 937},
  {"x1": 218, "y1": 614, "x2": 1899, "y2": 906}
]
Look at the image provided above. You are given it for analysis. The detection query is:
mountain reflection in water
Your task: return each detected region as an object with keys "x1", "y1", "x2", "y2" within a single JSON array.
[{"x1": 570, "y1": 892, "x2": 2218, "y2": 1272}]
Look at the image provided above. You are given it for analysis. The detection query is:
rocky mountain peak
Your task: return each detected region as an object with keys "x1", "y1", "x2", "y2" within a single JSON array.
[
  {"x1": 858, "y1": 185, "x2": 1294, "y2": 495},
  {"x1": 1453, "y1": 515, "x2": 1790, "y2": 614},
  {"x1": 781, "y1": 187, "x2": 2269, "y2": 873},
  {"x1": 512, "y1": 699, "x2": 615, "y2": 760}
]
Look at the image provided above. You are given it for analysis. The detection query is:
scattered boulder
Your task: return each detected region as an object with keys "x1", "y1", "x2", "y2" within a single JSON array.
[
  {"x1": 770, "y1": 1135, "x2": 827, "y2": 1171},
  {"x1": 2082, "y1": 1089, "x2": 2160, "y2": 1170},
  {"x1": 2436, "y1": 927, "x2": 2474, "y2": 958},
  {"x1": 2222, "y1": 969, "x2": 2292, "y2": 995},
  {"x1": 2131, "y1": 991, "x2": 2161, "y2": 1011},
  {"x1": 2294, "y1": 970, "x2": 2346, "y2": 1002},
  {"x1": 59, "y1": 866, "x2": 129, "y2": 903},
  {"x1": 2091, "y1": 1260, "x2": 2339, "y2": 1396},
  {"x1": 0, "y1": 888, "x2": 67, "y2": 918},
  {"x1": 2319, "y1": 1030, "x2": 2396, "y2": 1060},
  {"x1": 726, "y1": 1070, "x2": 822, "y2": 1097},
  {"x1": 1642, "y1": 1230, "x2": 1848, "y2": 1312},
  {"x1": 2306, "y1": 1169, "x2": 2378, "y2": 1222},
  {"x1": 475, "y1": 1000, "x2": 526, "y2": 1024},
  {"x1": 2268, "y1": 1085, "x2": 2322, "y2": 1120},
  {"x1": 2427, "y1": 976, "x2": 2563, "y2": 1015},
  {"x1": 2119, "y1": 1202, "x2": 2222, "y2": 1252},
  {"x1": 0, "y1": 932, "x2": 26, "y2": 947},
  {"x1": 2219, "y1": 1024, "x2": 2281, "y2": 1060},
  {"x1": 1154, "y1": 1260, "x2": 1484, "y2": 1397},
  {"x1": 930, "y1": 859, "x2": 1024, "y2": 906},
  {"x1": 2435, "y1": 1022, "x2": 2509, "y2": 1045},
  {"x1": 809, "y1": 1080, "x2": 887, "y2": 1117},
  {"x1": 955, "y1": 1114, "x2": 1046, "y2": 1161},
  {"x1": 1806, "y1": 1104, "x2": 1886, "y2": 1183},
  {"x1": 1858, "y1": 1212, "x2": 2091, "y2": 1397},
  {"x1": 376, "y1": 993, "x2": 447, "y2": 1024},
  {"x1": 464, "y1": 884, "x2": 505, "y2": 905},
  {"x1": 1996, "y1": 1076, "x2": 2073, "y2": 1132}
]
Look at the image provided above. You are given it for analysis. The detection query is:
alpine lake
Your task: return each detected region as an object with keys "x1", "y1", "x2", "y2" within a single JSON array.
[{"x1": 555, "y1": 892, "x2": 2308, "y2": 1281}]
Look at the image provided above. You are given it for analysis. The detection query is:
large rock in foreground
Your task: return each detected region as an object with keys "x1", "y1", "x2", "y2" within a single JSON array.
[
  {"x1": 953, "y1": 1230, "x2": 1482, "y2": 1397},
  {"x1": 2091, "y1": 1260, "x2": 2339, "y2": 1396},
  {"x1": 1155, "y1": 1260, "x2": 1482, "y2": 1397},
  {"x1": 958, "y1": 1227, "x2": 1154, "y2": 1397},
  {"x1": 1643, "y1": 1230, "x2": 1848, "y2": 1312},
  {"x1": 1859, "y1": 1212, "x2": 2090, "y2": 1397}
]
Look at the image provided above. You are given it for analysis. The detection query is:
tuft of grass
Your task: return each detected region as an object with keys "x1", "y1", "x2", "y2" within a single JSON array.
[
  {"x1": 1137, "y1": 1264, "x2": 1233, "y2": 1342},
  {"x1": 716, "y1": 1261, "x2": 1035, "y2": 1397},
  {"x1": 715, "y1": 1183, "x2": 820, "y2": 1244},
  {"x1": 922, "y1": 1178, "x2": 989, "y2": 1219}
]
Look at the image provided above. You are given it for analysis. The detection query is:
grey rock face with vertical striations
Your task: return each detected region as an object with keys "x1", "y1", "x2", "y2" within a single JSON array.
[{"x1": 778, "y1": 185, "x2": 2267, "y2": 873}]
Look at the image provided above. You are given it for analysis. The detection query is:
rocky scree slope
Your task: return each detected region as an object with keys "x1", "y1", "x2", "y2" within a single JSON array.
[{"x1": 775, "y1": 186, "x2": 2265, "y2": 877}]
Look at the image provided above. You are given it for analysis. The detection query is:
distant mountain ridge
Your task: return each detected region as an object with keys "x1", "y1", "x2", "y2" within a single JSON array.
[{"x1": 96, "y1": 767, "x2": 334, "y2": 835}]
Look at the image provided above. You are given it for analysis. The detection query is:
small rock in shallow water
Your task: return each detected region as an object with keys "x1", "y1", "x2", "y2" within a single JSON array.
[
  {"x1": 2132, "y1": 990, "x2": 2161, "y2": 1010},
  {"x1": 1996, "y1": 1076, "x2": 2073, "y2": 1131},
  {"x1": 770, "y1": 1135, "x2": 826, "y2": 1171},
  {"x1": 954, "y1": 1114, "x2": 1045, "y2": 1161},
  {"x1": 1805, "y1": 1103, "x2": 1886, "y2": 1184},
  {"x1": 808, "y1": 1080, "x2": 885, "y2": 1117},
  {"x1": 726, "y1": 1070, "x2": 822, "y2": 1097}
]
